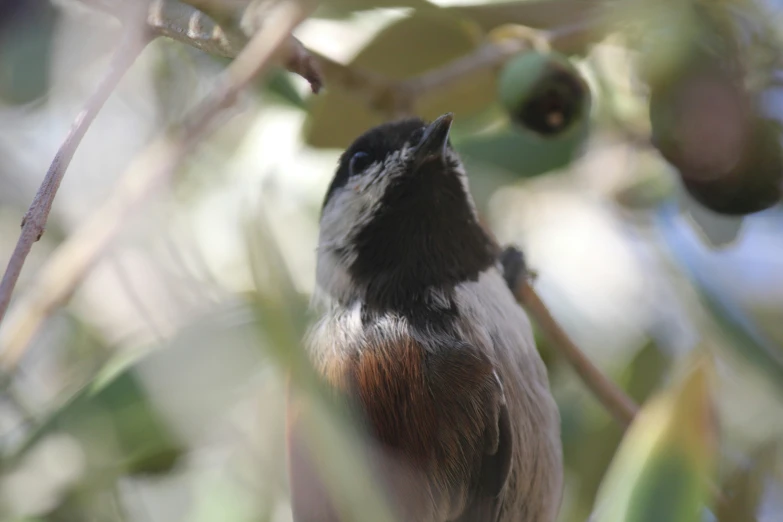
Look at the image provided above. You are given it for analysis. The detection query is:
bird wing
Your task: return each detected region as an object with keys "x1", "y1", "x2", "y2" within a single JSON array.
[{"x1": 453, "y1": 400, "x2": 512, "y2": 522}]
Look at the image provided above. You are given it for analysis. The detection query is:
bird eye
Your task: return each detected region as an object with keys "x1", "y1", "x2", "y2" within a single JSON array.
[{"x1": 349, "y1": 151, "x2": 371, "y2": 176}]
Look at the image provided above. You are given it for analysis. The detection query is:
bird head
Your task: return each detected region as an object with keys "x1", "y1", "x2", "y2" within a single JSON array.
[{"x1": 316, "y1": 113, "x2": 497, "y2": 309}]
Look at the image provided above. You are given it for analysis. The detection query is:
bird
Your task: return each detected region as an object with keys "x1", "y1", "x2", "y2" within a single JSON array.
[{"x1": 286, "y1": 113, "x2": 562, "y2": 522}]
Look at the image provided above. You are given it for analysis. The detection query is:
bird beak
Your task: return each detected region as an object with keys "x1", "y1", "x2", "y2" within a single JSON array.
[{"x1": 413, "y1": 113, "x2": 453, "y2": 168}]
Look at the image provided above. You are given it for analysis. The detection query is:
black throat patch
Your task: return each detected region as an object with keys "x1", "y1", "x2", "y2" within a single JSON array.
[{"x1": 349, "y1": 156, "x2": 498, "y2": 321}]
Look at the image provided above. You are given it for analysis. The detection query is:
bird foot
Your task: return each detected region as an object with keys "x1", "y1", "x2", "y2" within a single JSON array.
[{"x1": 499, "y1": 245, "x2": 536, "y2": 291}]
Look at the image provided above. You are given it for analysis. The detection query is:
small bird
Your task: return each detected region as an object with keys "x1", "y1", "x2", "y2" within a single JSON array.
[{"x1": 287, "y1": 113, "x2": 562, "y2": 522}]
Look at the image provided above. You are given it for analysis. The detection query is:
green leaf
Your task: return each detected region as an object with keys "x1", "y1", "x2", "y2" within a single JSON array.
[
  {"x1": 627, "y1": 450, "x2": 700, "y2": 522},
  {"x1": 557, "y1": 341, "x2": 670, "y2": 522},
  {"x1": 454, "y1": 118, "x2": 589, "y2": 178},
  {"x1": 614, "y1": 169, "x2": 676, "y2": 210},
  {"x1": 304, "y1": 10, "x2": 489, "y2": 149},
  {"x1": 0, "y1": 1, "x2": 58, "y2": 105},
  {"x1": 9, "y1": 357, "x2": 183, "y2": 477},
  {"x1": 715, "y1": 443, "x2": 777, "y2": 522},
  {"x1": 621, "y1": 341, "x2": 671, "y2": 404},
  {"x1": 592, "y1": 355, "x2": 717, "y2": 522},
  {"x1": 263, "y1": 69, "x2": 308, "y2": 109},
  {"x1": 242, "y1": 207, "x2": 399, "y2": 522},
  {"x1": 445, "y1": 0, "x2": 604, "y2": 54}
]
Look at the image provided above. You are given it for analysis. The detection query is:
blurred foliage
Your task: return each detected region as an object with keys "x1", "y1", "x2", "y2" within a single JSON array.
[
  {"x1": 715, "y1": 442, "x2": 778, "y2": 522},
  {"x1": 304, "y1": 9, "x2": 487, "y2": 147},
  {"x1": 2, "y1": 0, "x2": 783, "y2": 521},
  {"x1": 304, "y1": 5, "x2": 597, "y2": 182},
  {"x1": 0, "y1": 0, "x2": 58, "y2": 105},
  {"x1": 453, "y1": 49, "x2": 592, "y2": 180},
  {"x1": 655, "y1": 202, "x2": 783, "y2": 394},
  {"x1": 6, "y1": 357, "x2": 184, "y2": 477},
  {"x1": 264, "y1": 70, "x2": 309, "y2": 108},
  {"x1": 244, "y1": 206, "x2": 399, "y2": 522},
  {"x1": 593, "y1": 356, "x2": 717, "y2": 522},
  {"x1": 627, "y1": 0, "x2": 783, "y2": 215},
  {"x1": 557, "y1": 341, "x2": 671, "y2": 522},
  {"x1": 446, "y1": 0, "x2": 602, "y2": 52},
  {"x1": 456, "y1": 125, "x2": 588, "y2": 180}
]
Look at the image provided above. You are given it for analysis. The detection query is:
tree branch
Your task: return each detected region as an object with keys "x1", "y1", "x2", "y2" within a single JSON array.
[
  {"x1": 0, "y1": 0, "x2": 311, "y2": 372},
  {"x1": 394, "y1": 16, "x2": 601, "y2": 116},
  {"x1": 324, "y1": 14, "x2": 602, "y2": 117},
  {"x1": 0, "y1": 18, "x2": 152, "y2": 328},
  {"x1": 82, "y1": 0, "x2": 324, "y2": 92},
  {"x1": 76, "y1": 0, "x2": 601, "y2": 110},
  {"x1": 150, "y1": 0, "x2": 323, "y2": 92}
]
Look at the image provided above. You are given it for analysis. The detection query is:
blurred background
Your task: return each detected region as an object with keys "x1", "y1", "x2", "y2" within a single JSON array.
[{"x1": 1, "y1": 0, "x2": 783, "y2": 520}]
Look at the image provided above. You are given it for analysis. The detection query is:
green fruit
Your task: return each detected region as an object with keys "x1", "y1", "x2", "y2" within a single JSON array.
[{"x1": 498, "y1": 51, "x2": 590, "y2": 137}]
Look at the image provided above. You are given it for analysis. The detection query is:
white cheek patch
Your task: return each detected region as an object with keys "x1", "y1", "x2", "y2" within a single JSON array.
[
  {"x1": 320, "y1": 151, "x2": 404, "y2": 247},
  {"x1": 316, "y1": 150, "x2": 407, "y2": 302}
]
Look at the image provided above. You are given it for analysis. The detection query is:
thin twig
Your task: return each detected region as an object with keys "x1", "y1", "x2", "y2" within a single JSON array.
[
  {"x1": 0, "y1": 0, "x2": 311, "y2": 373},
  {"x1": 144, "y1": 0, "x2": 239, "y2": 57},
  {"x1": 400, "y1": 15, "x2": 602, "y2": 102},
  {"x1": 153, "y1": 0, "x2": 324, "y2": 92},
  {"x1": 332, "y1": 14, "x2": 603, "y2": 117},
  {"x1": 81, "y1": 0, "x2": 324, "y2": 92},
  {"x1": 401, "y1": 42, "x2": 521, "y2": 98},
  {"x1": 78, "y1": 0, "x2": 602, "y2": 110},
  {"x1": 515, "y1": 279, "x2": 639, "y2": 427},
  {"x1": 0, "y1": 18, "x2": 152, "y2": 328}
]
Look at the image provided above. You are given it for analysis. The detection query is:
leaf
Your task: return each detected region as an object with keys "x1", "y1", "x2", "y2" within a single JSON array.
[
  {"x1": 0, "y1": 0, "x2": 58, "y2": 104},
  {"x1": 715, "y1": 443, "x2": 778, "y2": 522},
  {"x1": 557, "y1": 341, "x2": 670, "y2": 522},
  {"x1": 592, "y1": 355, "x2": 717, "y2": 522},
  {"x1": 9, "y1": 355, "x2": 184, "y2": 477},
  {"x1": 445, "y1": 0, "x2": 604, "y2": 54},
  {"x1": 242, "y1": 205, "x2": 399, "y2": 522},
  {"x1": 263, "y1": 69, "x2": 308, "y2": 109},
  {"x1": 613, "y1": 170, "x2": 676, "y2": 211},
  {"x1": 304, "y1": 10, "x2": 490, "y2": 149},
  {"x1": 347, "y1": 8, "x2": 484, "y2": 73},
  {"x1": 454, "y1": 118, "x2": 589, "y2": 179},
  {"x1": 621, "y1": 341, "x2": 671, "y2": 405}
]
